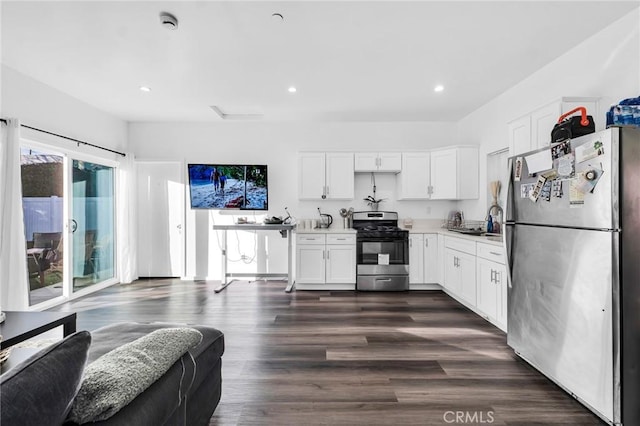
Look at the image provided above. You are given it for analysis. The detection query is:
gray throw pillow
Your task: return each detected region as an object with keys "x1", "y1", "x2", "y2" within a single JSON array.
[
  {"x1": 67, "y1": 327, "x2": 202, "y2": 424},
  {"x1": 0, "y1": 331, "x2": 91, "y2": 426}
]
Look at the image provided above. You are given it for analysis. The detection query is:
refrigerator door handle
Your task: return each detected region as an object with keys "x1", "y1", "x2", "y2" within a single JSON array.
[
  {"x1": 505, "y1": 156, "x2": 515, "y2": 223},
  {"x1": 505, "y1": 224, "x2": 513, "y2": 289}
]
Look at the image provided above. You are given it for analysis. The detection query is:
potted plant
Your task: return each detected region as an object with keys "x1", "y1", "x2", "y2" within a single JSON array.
[{"x1": 364, "y1": 195, "x2": 385, "y2": 211}]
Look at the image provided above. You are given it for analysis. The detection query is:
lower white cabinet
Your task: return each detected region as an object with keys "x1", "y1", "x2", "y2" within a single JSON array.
[
  {"x1": 409, "y1": 233, "x2": 439, "y2": 284},
  {"x1": 424, "y1": 234, "x2": 438, "y2": 283},
  {"x1": 476, "y1": 243, "x2": 507, "y2": 331},
  {"x1": 444, "y1": 247, "x2": 476, "y2": 305},
  {"x1": 296, "y1": 233, "x2": 356, "y2": 287},
  {"x1": 409, "y1": 234, "x2": 424, "y2": 284},
  {"x1": 326, "y1": 244, "x2": 356, "y2": 284}
]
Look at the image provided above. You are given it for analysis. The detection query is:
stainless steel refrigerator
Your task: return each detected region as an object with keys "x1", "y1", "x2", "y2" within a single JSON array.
[{"x1": 505, "y1": 127, "x2": 640, "y2": 425}]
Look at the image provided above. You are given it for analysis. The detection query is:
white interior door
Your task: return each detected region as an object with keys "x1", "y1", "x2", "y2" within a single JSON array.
[{"x1": 136, "y1": 161, "x2": 184, "y2": 277}]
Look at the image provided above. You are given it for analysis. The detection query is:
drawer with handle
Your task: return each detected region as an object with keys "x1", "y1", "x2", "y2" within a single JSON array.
[
  {"x1": 326, "y1": 234, "x2": 356, "y2": 245},
  {"x1": 296, "y1": 234, "x2": 326, "y2": 245},
  {"x1": 476, "y1": 242, "x2": 505, "y2": 264}
]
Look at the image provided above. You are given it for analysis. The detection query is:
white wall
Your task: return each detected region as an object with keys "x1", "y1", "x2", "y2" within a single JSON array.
[
  {"x1": 457, "y1": 9, "x2": 640, "y2": 220},
  {"x1": 1, "y1": 65, "x2": 128, "y2": 155},
  {"x1": 129, "y1": 121, "x2": 461, "y2": 278}
]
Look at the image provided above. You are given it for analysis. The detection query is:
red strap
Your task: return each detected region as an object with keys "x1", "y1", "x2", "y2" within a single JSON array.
[{"x1": 557, "y1": 106, "x2": 590, "y2": 126}]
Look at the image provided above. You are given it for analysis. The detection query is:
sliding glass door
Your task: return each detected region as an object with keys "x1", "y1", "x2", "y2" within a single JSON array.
[
  {"x1": 71, "y1": 159, "x2": 115, "y2": 292},
  {"x1": 21, "y1": 147, "x2": 65, "y2": 305},
  {"x1": 21, "y1": 143, "x2": 117, "y2": 307}
]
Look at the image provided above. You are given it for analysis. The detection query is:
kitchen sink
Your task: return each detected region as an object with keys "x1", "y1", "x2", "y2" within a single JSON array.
[{"x1": 448, "y1": 228, "x2": 485, "y2": 236}]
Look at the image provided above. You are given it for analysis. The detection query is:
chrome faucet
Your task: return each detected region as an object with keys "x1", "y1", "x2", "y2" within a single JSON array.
[{"x1": 487, "y1": 204, "x2": 504, "y2": 234}]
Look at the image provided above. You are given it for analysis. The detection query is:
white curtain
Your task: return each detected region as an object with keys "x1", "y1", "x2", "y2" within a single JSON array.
[
  {"x1": 117, "y1": 152, "x2": 138, "y2": 283},
  {"x1": 0, "y1": 119, "x2": 29, "y2": 310}
]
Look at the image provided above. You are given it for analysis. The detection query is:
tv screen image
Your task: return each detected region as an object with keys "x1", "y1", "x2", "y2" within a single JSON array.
[{"x1": 188, "y1": 164, "x2": 268, "y2": 210}]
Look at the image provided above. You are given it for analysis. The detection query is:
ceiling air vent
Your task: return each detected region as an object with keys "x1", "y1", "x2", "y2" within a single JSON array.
[{"x1": 210, "y1": 106, "x2": 264, "y2": 120}]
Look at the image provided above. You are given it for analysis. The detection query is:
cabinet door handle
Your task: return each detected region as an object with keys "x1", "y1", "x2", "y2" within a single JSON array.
[
  {"x1": 425, "y1": 239, "x2": 429, "y2": 248},
  {"x1": 322, "y1": 251, "x2": 325, "y2": 260},
  {"x1": 495, "y1": 271, "x2": 500, "y2": 284},
  {"x1": 326, "y1": 186, "x2": 330, "y2": 196},
  {"x1": 321, "y1": 186, "x2": 326, "y2": 199},
  {"x1": 490, "y1": 269, "x2": 495, "y2": 283},
  {"x1": 489, "y1": 251, "x2": 502, "y2": 256},
  {"x1": 336, "y1": 238, "x2": 346, "y2": 241},
  {"x1": 409, "y1": 239, "x2": 412, "y2": 248},
  {"x1": 326, "y1": 250, "x2": 330, "y2": 260}
]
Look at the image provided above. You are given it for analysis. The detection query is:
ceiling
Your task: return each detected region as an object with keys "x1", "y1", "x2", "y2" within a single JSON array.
[{"x1": 2, "y1": 1, "x2": 638, "y2": 123}]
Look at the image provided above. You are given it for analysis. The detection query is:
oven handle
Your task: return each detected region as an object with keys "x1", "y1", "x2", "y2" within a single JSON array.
[{"x1": 375, "y1": 278, "x2": 392, "y2": 282}]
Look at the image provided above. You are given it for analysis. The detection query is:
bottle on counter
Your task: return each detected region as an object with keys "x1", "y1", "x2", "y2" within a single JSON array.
[{"x1": 486, "y1": 215, "x2": 493, "y2": 234}]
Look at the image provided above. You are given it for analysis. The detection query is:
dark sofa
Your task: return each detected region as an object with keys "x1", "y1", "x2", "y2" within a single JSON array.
[{"x1": 1, "y1": 322, "x2": 225, "y2": 426}]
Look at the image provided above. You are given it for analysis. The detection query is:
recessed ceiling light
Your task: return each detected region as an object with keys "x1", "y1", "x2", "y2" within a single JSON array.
[
  {"x1": 288, "y1": 86, "x2": 297, "y2": 93},
  {"x1": 434, "y1": 85, "x2": 444, "y2": 93},
  {"x1": 139, "y1": 86, "x2": 152, "y2": 92}
]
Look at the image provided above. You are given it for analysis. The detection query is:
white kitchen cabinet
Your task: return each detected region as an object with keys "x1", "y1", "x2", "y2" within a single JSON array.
[
  {"x1": 295, "y1": 234, "x2": 326, "y2": 283},
  {"x1": 354, "y1": 152, "x2": 402, "y2": 172},
  {"x1": 438, "y1": 234, "x2": 445, "y2": 285},
  {"x1": 423, "y1": 234, "x2": 438, "y2": 284},
  {"x1": 509, "y1": 97, "x2": 599, "y2": 156},
  {"x1": 408, "y1": 233, "x2": 438, "y2": 285},
  {"x1": 397, "y1": 152, "x2": 430, "y2": 200},
  {"x1": 409, "y1": 234, "x2": 424, "y2": 284},
  {"x1": 429, "y1": 147, "x2": 479, "y2": 200},
  {"x1": 298, "y1": 152, "x2": 354, "y2": 200},
  {"x1": 443, "y1": 237, "x2": 476, "y2": 305},
  {"x1": 476, "y1": 243, "x2": 507, "y2": 331},
  {"x1": 326, "y1": 244, "x2": 356, "y2": 284},
  {"x1": 296, "y1": 233, "x2": 355, "y2": 287},
  {"x1": 508, "y1": 115, "x2": 532, "y2": 158}
]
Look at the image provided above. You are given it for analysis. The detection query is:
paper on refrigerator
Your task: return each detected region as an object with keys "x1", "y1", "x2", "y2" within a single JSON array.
[{"x1": 524, "y1": 150, "x2": 553, "y2": 175}]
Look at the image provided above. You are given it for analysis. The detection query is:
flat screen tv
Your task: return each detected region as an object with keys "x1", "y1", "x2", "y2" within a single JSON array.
[{"x1": 188, "y1": 164, "x2": 268, "y2": 210}]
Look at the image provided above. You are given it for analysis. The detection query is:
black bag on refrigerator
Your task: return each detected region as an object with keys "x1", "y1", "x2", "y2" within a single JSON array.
[{"x1": 550, "y1": 106, "x2": 595, "y2": 143}]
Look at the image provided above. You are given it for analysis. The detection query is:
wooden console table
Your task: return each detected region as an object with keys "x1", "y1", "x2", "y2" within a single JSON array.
[{"x1": 212, "y1": 223, "x2": 296, "y2": 293}]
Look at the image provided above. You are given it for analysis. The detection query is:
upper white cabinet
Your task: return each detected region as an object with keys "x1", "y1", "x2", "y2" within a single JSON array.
[
  {"x1": 298, "y1": 152, "x2": 354, "y2": 200},
  {"x1": 354, "y1": 152, "x2": 402, "y2": 173},
  {"x1": 509, "y1": 97, "x2": 599, "y2": 156},
  {"x1": 429, "y1": 147, "x2": 479, "y2": 200},
  {"x1": 397, "y1": 152, "x2": 431, "y2": 200}
]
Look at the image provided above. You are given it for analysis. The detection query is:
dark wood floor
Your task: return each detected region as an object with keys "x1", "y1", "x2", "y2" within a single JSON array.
[{"x1": 50, "y1": 279, "x2": 604, "y2": 425}]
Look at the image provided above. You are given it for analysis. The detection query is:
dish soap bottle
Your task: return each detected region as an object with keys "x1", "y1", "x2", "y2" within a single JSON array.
[{"x1": 486, "y1": 214, "x2": 493, "y2": 234}]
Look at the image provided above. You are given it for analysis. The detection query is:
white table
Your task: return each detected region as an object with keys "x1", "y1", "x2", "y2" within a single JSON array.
[{"x1": 212, "y1": 223, "x2": 296, "y2": 293}]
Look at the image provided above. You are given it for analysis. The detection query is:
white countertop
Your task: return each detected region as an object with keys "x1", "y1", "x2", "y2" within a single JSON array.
[
  {"x1": 294, "y1": 224, "x2": 503, "y2": 246},
  {"x1": 295, "y1": 227, "x2": 357, "y2": 234},
  {"x1": 402, "y1": 226, "x2": 504, "y2": 247}
]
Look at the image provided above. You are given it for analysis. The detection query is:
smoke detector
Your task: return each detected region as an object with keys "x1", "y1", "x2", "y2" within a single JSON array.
[{"x1": 159, "y1": 12, "x2": 178, "y2": 30}]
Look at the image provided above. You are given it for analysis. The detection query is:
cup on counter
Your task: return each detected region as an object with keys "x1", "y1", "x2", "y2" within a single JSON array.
[
  {"x1": 297, "y1": 221, "x2": 306, "y2": 230},
  {"x1": 310, "y1": 219, "x2": 317, "y2": 229}
]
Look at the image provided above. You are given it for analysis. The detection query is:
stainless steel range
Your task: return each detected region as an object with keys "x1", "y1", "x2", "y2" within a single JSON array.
[{"x1": 352, "y1": 211, "x2": 409, "y2": 291}]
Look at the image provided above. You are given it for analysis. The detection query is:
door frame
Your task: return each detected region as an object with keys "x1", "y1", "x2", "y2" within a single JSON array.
[{"x1": 20, "y1": 137, "x2": 120, "y2": 310}]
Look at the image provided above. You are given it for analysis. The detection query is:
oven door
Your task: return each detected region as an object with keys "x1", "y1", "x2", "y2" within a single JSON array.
[{"x1": 357, "y1": 237, "x2": 408, "y2": 267}]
